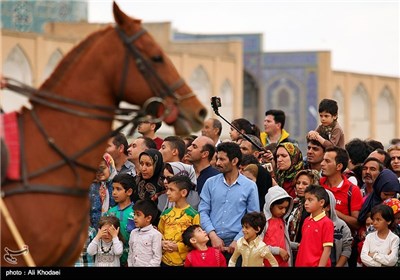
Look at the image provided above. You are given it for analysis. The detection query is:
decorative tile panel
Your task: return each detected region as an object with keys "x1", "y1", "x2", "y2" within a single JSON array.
[{"x1": 1, "y1": 0, "x2": 87, "y2": 33}]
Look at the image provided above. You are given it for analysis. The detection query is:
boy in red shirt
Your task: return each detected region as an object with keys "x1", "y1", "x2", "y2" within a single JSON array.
[
  {"x1": 295, "y1": 185, "x2": 334, "y2": 267},
  {"x1": 182, "y1": 225, "x2": 227, "y2": 267}
]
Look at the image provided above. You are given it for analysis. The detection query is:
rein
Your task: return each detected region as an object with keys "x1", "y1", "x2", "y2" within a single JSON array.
[
  {"x1": 0, "y1": 83, "x2": 144, "y2": 267},
  {"x1": 115, "y1": 27, "x2": 196, "y2": 105},
  {"x1": 1, "y1": 27, "x2": 188, "y2": 198},
  {"x1": 0, "y1": 84, "x2": 161, "y2": 198},
  {"x1": 4, "y1": 78, "x2": 130, "y2": 121},
  {"x1": 1, "y1": 14, "x2": 197, "y2": 267}
]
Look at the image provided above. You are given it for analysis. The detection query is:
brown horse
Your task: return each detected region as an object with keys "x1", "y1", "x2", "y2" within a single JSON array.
[{"x1": 0, "y1": 2, "x2": 206, "y2": 266}]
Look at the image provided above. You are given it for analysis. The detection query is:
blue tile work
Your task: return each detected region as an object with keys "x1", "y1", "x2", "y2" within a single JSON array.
[
  {"x1": 173, "y1": 32, "x2": 262, "y2": 53},
  {"x1": 264, "y1": 52, "x2": 317, "y2": 67},
  {"x1": 263, "y1": 52, "x2": 318, "y2": 151},
  {"x1": 1, "y1": 0, "x2": 87, "y2": 33},
  {"x1": 244, "y1": 53, "x2": 263, "y2": 80},
  {"x1": 307, "y1": 71, "x2": 318, "y2": 132},
  {"x1": 174, "y1": 32, "x2": 265, "y2": 78},
  {"x1": 264, "y1": 68, "x2": 307, "y2": 82},
  {"x1": 266, "y1": 78, "x2": 301, "y2": 135},
  {"x1": 173, "y1": 31, "x2": 321, "y2": 151}
]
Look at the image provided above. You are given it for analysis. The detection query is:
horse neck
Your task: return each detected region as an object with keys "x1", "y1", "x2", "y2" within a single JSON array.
[
  {"x1": 40, "y1": 27, "x2": 116, "y2": 107},
  {"x1": 21, "y1": 28, "x2": 119, "y2": 175}
]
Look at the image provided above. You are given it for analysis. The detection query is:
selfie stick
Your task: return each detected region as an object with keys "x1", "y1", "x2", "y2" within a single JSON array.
[{"x1": 211, "y1": 97, "x2": 264, "y2": 152}]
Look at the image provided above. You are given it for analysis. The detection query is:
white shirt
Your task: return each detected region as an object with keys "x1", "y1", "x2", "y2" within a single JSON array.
[
  {"x1": 127, "y1": 224, "x2": 162, "y2": 267},
  {"x1": 361, "y1": 230, "x2": 399, "y2": 267},
  {"x1": 87, "y1": 237, "x2": 123, "y2": 267}
]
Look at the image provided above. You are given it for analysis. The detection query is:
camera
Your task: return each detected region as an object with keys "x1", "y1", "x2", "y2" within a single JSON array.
[{"x1": 211, "y1": 96, "x2": 222, "y2": 112}]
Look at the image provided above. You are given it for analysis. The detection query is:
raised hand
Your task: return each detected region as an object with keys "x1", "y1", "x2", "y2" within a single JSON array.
[
  {"x1": 108, "y1": 225, "x2": 119, "y2": 238},
  {"x1": 260, "y1": 148, "x2": 274, "y2": 163}
]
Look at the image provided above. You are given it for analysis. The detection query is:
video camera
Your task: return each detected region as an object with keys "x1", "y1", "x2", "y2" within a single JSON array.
[
  {"x1": 210, "y1": 96, "x2": 264, "y2": 152},
  {"x1": 211, "y1": 96, "x2": 222, "y2": 114}
]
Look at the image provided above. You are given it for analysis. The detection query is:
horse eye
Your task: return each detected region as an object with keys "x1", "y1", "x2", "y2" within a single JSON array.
[{"x1": 151, "y1": 55, "x2": 163, "y2": 63}]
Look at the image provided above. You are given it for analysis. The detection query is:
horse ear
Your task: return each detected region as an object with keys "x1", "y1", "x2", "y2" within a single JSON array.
[{"x1": 113, "y1": 1, "x2": 129, "y2": 26}]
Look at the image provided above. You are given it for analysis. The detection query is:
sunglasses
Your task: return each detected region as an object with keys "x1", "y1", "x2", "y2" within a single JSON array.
[{"x1": 160, "y1": 175, "x2": 173, "y2": 182}]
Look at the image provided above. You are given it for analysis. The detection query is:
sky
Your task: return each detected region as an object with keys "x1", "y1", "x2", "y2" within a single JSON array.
[{"x1": 88, "y1": 0, "x2": 400, "y2": 78}]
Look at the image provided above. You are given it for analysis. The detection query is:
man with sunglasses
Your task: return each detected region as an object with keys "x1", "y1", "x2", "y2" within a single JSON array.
[{"x1": 137, "y1": 115, "x2": 163, "y2": 150}]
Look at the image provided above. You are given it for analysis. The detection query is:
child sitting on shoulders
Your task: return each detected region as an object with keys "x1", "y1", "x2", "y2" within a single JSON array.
[{"x1": 307, "y1": 98, "x2": 345, "y2": 149}]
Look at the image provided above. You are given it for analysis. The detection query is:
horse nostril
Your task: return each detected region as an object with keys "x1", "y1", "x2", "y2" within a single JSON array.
[{"x1": 199, "y1": 108, "x2": 207, "y2": 120}]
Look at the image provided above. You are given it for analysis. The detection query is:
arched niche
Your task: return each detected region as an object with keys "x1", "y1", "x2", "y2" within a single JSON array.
[{"x1": 2, "y1": 45, "x2": 33, "y2": 112}]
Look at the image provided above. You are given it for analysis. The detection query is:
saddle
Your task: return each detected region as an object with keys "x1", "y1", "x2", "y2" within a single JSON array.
[{"x1": 0, "y1": 111, "x2": 21, "y2": 183}]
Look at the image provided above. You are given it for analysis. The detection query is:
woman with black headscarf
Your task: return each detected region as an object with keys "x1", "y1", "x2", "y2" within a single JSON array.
[{"x1": 134, "y1": 148, "x2": 165, "y2": 203}]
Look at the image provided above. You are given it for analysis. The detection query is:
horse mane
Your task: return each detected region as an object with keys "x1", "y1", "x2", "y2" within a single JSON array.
[{"x1": 41, "y1": 26, "x2": 113, "y2": 90}]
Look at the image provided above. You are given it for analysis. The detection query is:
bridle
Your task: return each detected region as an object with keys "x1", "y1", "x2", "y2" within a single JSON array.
[
  {"x1": 1, "y1": 26, "x2": 195, "y2": 197},
  {"x1": 0, "y1": 25, "x2": 195, "y2": 266},
  {"x1": 115, "y1": 26, "x2": 196, "y2": 108}
]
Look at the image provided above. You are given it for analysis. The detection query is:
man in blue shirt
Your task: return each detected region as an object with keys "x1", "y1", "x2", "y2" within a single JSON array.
[{"x1": 198, "y1": 141, "x2": 259, "y2": 264}]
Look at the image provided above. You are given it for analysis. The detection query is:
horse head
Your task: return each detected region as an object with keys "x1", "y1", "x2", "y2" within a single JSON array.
[
  {"x1": 0, "y1": 2, "x2": 208, "y2": 267},
  {"x1": 112, "y1": 2, "x2": 207, "y2": 135}
]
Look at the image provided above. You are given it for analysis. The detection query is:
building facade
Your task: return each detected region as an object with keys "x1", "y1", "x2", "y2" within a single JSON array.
[
  {"x1": 2, "y1": 0, "x2": 399, "y2": 148},
  {"x1": 1, "y1": 22, "x2": 243, "y2": 138},
  {"x1": 174, "y1": 32, "x2": 399, "y2": 149}
]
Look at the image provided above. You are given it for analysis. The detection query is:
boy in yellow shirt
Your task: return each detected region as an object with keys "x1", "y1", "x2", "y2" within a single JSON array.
[{"x1": 158, "y1": 175, "x2": 200, "y2": 266}]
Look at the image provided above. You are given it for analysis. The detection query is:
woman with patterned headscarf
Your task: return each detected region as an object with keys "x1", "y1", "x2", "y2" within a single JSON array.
[
  {"x1": 274, "y1": 142, "x2": 304, "y2": 199},
  {"x1": 89, "y1": 152, "x2": 118, "y2": 229},
  {"x1": 134, "y1": 148, "x2": 165, "y2": 203},
  {"x1": 287, "y1": 169, "x2": 320, "y2": 263},
  {"x1": 158, "y1": 161, "x2": 199, "y2": 212}
]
